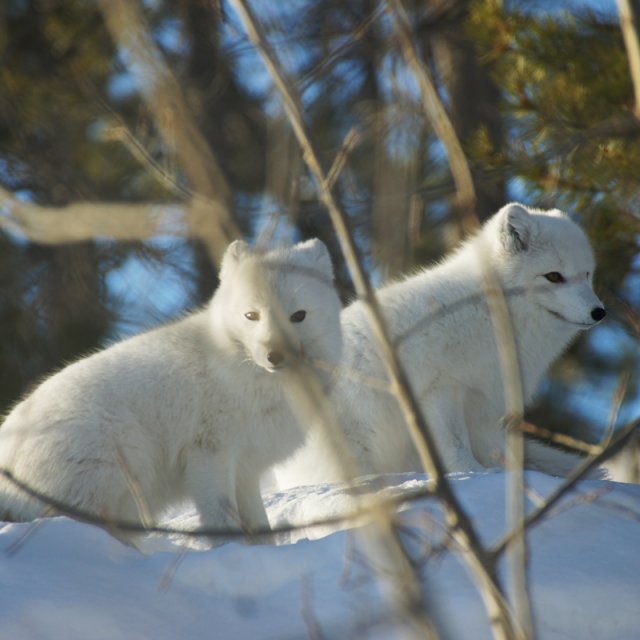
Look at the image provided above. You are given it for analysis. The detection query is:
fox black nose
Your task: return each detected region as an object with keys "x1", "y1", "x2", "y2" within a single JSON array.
[
  {"x1": 267, "y1": 350, "x2": 284, "y2": 366},
  {"x1": 591, "y1": 307, "x2": 606, "y2": 322}
]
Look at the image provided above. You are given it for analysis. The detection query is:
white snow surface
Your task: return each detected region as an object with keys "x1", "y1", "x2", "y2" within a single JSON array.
[{"x1": 1, "y1": 470, "x2": 639, "y2": 639}]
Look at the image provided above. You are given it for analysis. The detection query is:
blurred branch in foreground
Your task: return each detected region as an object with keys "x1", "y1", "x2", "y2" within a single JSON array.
[
  {"x1": 618, "y1": 0, "x2": 640, "y2": 117},
  {"x1": 0, "y1": 186, "x2": 191, "y2": 245},
  {"x1": 97, "y1": 0, "x2": 240, "y2": 263},
  {"x1": 227, "y1": 1, "x2": 526, "y2": 638},
  {"x1": 493, "y1": 416, "x2": 640, "y2": 559},
  {"x1": 1, "y1": 416, "x2": 638, "y2": 543},
  {"x1": 387, "y1": 0, "x2": 532, "y2": 635}
]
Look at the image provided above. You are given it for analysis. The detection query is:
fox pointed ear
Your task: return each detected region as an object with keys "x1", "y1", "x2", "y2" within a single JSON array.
[
  {"x1": 500, "y1": 203, "x2": 531, "y2": 253},
  {"x1": 298, "y1": 238, "x2": 334, "y2": 277},
  {"x1": 219, "y1": 239, "x2": 251, "y2": 278}
]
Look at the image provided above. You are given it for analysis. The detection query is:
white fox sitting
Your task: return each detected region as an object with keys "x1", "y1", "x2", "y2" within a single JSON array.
[
  {"x1": 0, "y1": 239, "x2": 342, "y2": 540},
  {"x1": 276, "y1": 203, "x2": 607, "y2": 488}
]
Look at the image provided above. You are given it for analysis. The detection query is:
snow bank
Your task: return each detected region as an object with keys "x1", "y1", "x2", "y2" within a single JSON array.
[{"x1": 1, "y1": 471, "x2": 639, "y2": 639}]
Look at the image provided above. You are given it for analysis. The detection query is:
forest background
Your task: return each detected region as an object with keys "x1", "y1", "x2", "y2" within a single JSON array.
[{"x1": 1, "y1": 0, "x2": 639, "y2": 449}]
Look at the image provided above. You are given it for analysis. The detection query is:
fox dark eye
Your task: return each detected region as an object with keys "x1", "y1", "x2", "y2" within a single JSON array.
[
  {"x1": 544, "y1": 272, "x2": 565, "y2": 284},
  {"x1": 290, "y1": 310, "x2": 306, "y2": 323},
  {"x1": 244, "y1": 311, "x2": 260, "y2": 321}
]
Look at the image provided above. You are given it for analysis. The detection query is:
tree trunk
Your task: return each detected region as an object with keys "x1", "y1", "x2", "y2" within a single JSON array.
[{"x1": 422, "y1": 0, "x2": 505, "y2": 222}]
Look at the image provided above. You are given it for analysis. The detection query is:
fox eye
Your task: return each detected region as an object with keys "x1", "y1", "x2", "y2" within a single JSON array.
[
  {"x1": 289, "y1": 310, "x2": 306, "y2": 323},
  {"x1": 244, "y1": 311, "x2": 260, "y2": 321},
  {"x1": 544, "y1": 272, "x2": 565, "y2": 284}
]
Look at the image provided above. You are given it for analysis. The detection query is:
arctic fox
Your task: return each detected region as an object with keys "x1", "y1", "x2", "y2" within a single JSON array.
[
  {"x1": 0, "y1": 238, "x2": 342, "y2": 539},
  {"x1": 275, "y1": 203, "x2": 606, "y2": 488}
]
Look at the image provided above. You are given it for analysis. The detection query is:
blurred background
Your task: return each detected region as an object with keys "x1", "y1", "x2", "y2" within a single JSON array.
[{"x1": 0, "y1": 0, "x2": 638, "y2": 452}]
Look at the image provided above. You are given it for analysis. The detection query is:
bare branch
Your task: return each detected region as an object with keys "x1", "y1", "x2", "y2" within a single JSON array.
[
  {"x1": 385, "y1": 0, "x2": 476, "y2": 229},
  {"x1": 602, "y1": 368, "x2": 633, "y2": 447},
  {"x1": 482, "y1": 276, "x2": 532, "y2": 639},
  {"x1": 115, "y1": 446, "x2": 153, "y2": 529},
  {"x1": 102, "y1": 125, "x2": 198, "y2": 201},
  {"x1": 386, "y1": 1, "x2": 532, "y2": 635},
  {"x1": 0, "y1": 186, "x2": 240, "y2": 249},
  {"x1": 226, "y1": 1, "x2": 518, "y2": 638},
  {"x1": 518, "y1": 422, "x2": 602, "y2": 457},
  {"x1": 98, "y1": 0, "x2": 240, "y2": 262},
  {"x1": 492, "y1": 417, "x2": 640, "y2": 559},
  {"x1": 0, "y1": 466, "x2": 438, "y2": 541},
  {"x1": 618, "y1": 0, "x2": 640, "y2": 117},
  {"x1": 0, "y1": 186, "x2": 188, "y2": 245},
  {"x1": 326, "y1": 127, "x2": 361, "y2": 191}
]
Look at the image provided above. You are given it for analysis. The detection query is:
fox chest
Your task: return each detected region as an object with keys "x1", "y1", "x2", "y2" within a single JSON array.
[{"x1": 197, "y1": 383, "x2": 296, "y2": 441}]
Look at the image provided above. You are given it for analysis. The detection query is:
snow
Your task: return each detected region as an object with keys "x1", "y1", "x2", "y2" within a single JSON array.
[{"x1": 1, "y1": 471, "x2": 639, "y2": 639}]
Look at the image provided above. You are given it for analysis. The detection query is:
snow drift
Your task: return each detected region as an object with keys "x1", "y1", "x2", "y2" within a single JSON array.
[{"x1": 1, "y1": 471, "x2": 639, "y2": 639}]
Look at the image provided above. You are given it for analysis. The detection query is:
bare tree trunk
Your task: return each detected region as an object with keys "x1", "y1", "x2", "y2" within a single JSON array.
[
  {"x1": 99, "y1": 0, "x2": 240, "y2": 265},
  {"x1": 422, "y1": 0, "x2": 505, "y2": 222},
  {"x1": 182, "y1": 0, "x2": 227, "y2": 304},
  {"x1": 0, "y1": 238, "x2": 44, "y2": 413},
  {"x1": 39, "y1": 243, "x2": 109, "y2": 365}
]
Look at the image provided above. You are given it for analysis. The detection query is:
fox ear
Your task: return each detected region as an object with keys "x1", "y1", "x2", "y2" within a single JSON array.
[
  {"x1": 298, "y1": 238, "x2": 334, "y2": 277},
  {"x1": 500, "y1": 203, "x2": 531, "y2": 253},
  {"x1": 219, "y1": 239, "x2": 251, "y2": 278}
]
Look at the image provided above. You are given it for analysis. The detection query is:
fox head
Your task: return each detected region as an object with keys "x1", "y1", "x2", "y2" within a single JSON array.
[
  {"x1": 485, "y1": 203, "x2": 606, "y2": 330},
  {"x1": 214, "y1": 238, "x2": 342, "y2": 373}
]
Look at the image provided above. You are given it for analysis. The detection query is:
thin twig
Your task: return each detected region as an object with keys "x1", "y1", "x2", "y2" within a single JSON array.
[
  {"x1": 492, "y1": 417, "x2": 640, "y2": 559},
  {"x1": 326, "y1": 127, "x2": 361, "y2": 190},
  {"x1": 618, "y1": 0, "x2": 640, "y2": 117},
  {"x1": 226, "y1": 1, "x2": 516, "y2": 638},
  {"x1": 518, "y1": 422, "x2": 602, "y2": 457},
  {"x1": 4, "y1": 517, "x2": 50, "y2": 557},
  {"x1": 115, "y1": 446, "x2": 153, "y2": 528},
  {"x1": 0, "y1": 467, "x2": 437, "y2": 540},
  {"x1": 601, "y1": 368, "x2": 632, "y2": 447},
  {"x1": 386, "y1": 1, "x2": 532, "y2": 636},
  {"x1": 299, "y1": 6, "x2": 384, "y2": 92},
  {"x1": 301, "y1": 576, "x2": 327, "y2": 640},
  {"x1": 102, "y1": 125, "x2": 196, "y2": 201},
  {"x1": 478, "y1": 257, "x2": 532, "y2": 640},
  {"x1": 98, "y1": 0, "x2": 240, "y2": 263},
  {"x1": 385, "y1": 0, "x2": 476, "y2": 229},
  {"x1": 159, "y1": 549, "x2": 190, "y2": 592}
]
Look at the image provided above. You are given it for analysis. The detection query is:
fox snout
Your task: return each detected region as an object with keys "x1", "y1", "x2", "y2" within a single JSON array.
[
  {"x1": 262, "y1": 345, "x2": 300, "y2": 371},
  {"x1": 255, "y1": 340, "x2": 302, "y2": 372},
  {"x1": 267, "y1": 349, "x2": 285, "y2": 367},
  {"x1": 541, "y1": 281, "x2": 606, "y2": 329}
]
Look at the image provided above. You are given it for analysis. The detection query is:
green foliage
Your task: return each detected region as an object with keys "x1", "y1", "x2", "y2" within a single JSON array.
[
  {"x1": 468, "y1": 0, "x2": 640, "y2": 435},
  {"x1": 469, "y1": 2, "x2": 639, "y2": 216},
  {"x1": 468, "y1": 1, "x2": 639, "y2": 292}
]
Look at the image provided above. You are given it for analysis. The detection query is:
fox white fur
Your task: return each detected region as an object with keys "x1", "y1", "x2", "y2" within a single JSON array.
[
  {"x1": 275, "y1": 203, "x2": 606, "y2": 488},
  {"x1": 0, "y1": 239, "x2": 342, "y2": 538}
]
